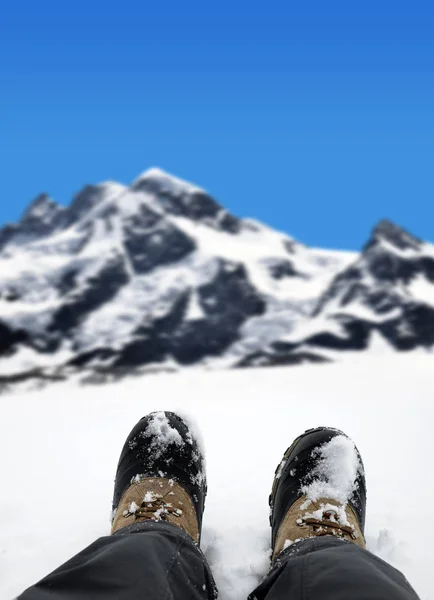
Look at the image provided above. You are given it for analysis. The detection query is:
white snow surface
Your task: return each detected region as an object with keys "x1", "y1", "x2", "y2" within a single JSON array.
[
  {"x1": 300, "y1": 434, "x2": 361, "y2": 505},
  {"x1": 1, "y1": 355, "x2": 433, "y2": 600},
  {"x1": 142, "y1": 411, "x2": 184, "y2": 454},
  {"x1": 297, "y1": 435, "x2": 362, "y2": 531},
  {"x1": 132, "y1": 167, "x2": 205, "y2": 195}
]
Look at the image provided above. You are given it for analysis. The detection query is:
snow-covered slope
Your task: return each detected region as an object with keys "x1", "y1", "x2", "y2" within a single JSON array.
[
  {"x1": 0, "y1": 168, "x2": 433, "y2": 387},
  {"x1": 1, "y1": 355, "x2": 433, "y2": 599},
  {"x1": 266, "y1": 220, "x2": 434, "y2": 361},
  {"x1": 224, "y1": 221, "x2": 434, "y2": 366},
  {"x1": 0, "y1": 168, "x2": 356, "y2": 384}
]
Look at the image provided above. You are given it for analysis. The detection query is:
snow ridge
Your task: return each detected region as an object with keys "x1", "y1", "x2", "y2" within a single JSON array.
[{"x1": 0, "y1": 169, "x2": 433, "y2": 389}]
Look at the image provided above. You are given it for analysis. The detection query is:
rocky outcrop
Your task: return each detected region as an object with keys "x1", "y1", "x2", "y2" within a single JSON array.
[
  {"x1": 0, "y1": 171, "x2": 432, "y2": 386},
  {"x1": 123, "y1": 205, "x2": 196, "y2": 274}
]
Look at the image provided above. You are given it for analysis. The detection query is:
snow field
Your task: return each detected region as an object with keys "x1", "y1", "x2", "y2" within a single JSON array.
[{"x1": 0, "y1": 354, "x2": 433, "y2": 599}]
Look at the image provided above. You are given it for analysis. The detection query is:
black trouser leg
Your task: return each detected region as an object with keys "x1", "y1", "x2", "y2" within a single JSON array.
[
  {"x1": 249, "y1": 537, "x2": 420, "y2": 600},
  {"x1": 19, "y1": 521, "x2": 217, "y2": 600}
]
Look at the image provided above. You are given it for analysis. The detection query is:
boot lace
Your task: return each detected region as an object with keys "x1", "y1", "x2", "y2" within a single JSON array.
[
  {"x1": 122, "y1": 491, "x2": 183, "y2": 521},
  {"x1": 297, "y1": 508, "x2": 358, "y2": 540}
]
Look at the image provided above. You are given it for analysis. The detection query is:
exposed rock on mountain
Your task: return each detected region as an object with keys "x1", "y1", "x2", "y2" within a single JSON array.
[
  {"x1": 254, "y1": 219, "x2": 434, "y2": 364},
  {"x1": 0, "y1": 169, "x2": 432, "y2": 386}
]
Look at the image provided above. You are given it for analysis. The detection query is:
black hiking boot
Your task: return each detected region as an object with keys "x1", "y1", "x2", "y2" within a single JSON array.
[
  {"x1": 269, "y1": 427, "x2": 367, "y2": 560},
  {"x1": 111, "y1": 411, "x2": 206, "y2": 543}
]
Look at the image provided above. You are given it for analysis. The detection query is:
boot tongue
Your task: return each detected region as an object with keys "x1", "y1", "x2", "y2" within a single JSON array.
[
  {"x1": 299, "y1": 497, "x2": 351, "y2": 526},
  {"x1": 111, "y1": 477, "x2": 200, "y2": 542},
  {"x1": 298, "y1": 496, "x2": 365, "y2": 545},
  {"x1": 272, "y1": 495, "x2": 366, "y2": 560}
]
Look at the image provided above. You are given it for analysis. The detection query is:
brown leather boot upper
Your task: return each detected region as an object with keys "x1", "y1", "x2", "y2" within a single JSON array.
[
  {"x1": 112, "y1": 476, "x2": 200, "y2": 543},
  {"x1": 273, "y1": 494, "x2": 365, "y2": 559}
]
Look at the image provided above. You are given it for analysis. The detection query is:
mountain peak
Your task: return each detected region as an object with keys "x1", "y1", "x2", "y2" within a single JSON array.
[
  {"x1": 67, "y1": 182, "x2": 125, "y2": 223},
  {"x1": 21, "y1": 193, "x2": 56, "y2": 218},
  {"x1": 132, "y1": 167, "x2": 204, "y2": 196},
  {"x1": 138, "y1": 167, "x2": 171, "y2": 179},
  {"x1": 2, "y1": 167, "x2": 434, "y2": 383},
  {"x1": 364, "y1": 219, "x2": 422, "y2": 252},
  {"x1": 20, "y1": 193, "x2": 65, "y2": 229}
]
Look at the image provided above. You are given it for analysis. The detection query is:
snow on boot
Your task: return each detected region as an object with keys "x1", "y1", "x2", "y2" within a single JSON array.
[
  {"x1": 269, "y1": 427, "x2": 367, "y2": 560},
  {"x1": 111, "y1": 411, "x2": 206, "y2": 544}
]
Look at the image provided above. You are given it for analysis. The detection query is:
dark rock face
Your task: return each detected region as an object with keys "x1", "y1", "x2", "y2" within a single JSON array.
[
  {"x1": 4, "y1": 184, "x2": 124, "y2": 243},
  {"x1": 378, "y1": 304, "x2": 434, "y2": 350},
  {"x1": 216, "y1": 211, "x2": 241, "y2": 234},
  {"x1": 361, "y1": 220, "x2": 424, "y2": 287},
  {"x1": 67, "y1": 348, "x2": 116, "y2": 367},
  {"x1": 50, "y1": 255, "x2": 130, "y2": 333},
  {"x1": 0, "y1": 172, "x2": 264, "y2": 378},
  {"x1": 122, "y1": 206, "x2": 196, "y2": 274},
  {"x1": 1, "y1": 169, "x2": 434, "y2": 384},
  {"x1": 364, "y1": 219, "x2": 422, "y2": 252},
  {"x1": 2, "y1": 288, "x2": 20, "y2": 302},
  {"x1": 0, "y1": 195, "x2": 66, "y2": 251},
  {"x1": 307, "y1": 221, "x2": 434, "y2": 354},
  {"x1": 168, "y1": 261, "x2": 266, "y2": 365},
  {"x1": 176, "y1": 191, "x2": 220, "y2": 220},
  {"x1": 114, "y1": 331, "x2": 167, "y2": 367},
  {"x1": 0, "y1": 225, "x2": 19, "y2": 252},
  {"x1": 0, "y1": 322, "x2": 28, "y2": 356},
  {"x1": 110, "y1": 260, "x2": 268, "y2": 368},
  {"x1": 313, "y1": 265, "x2": 362, "y2": 316},
  {"x1": 306, "y1": 319, "x2": 371, "y2": 351},
  {"x1": 364, "y1": 289, "x2": 401, "y2": 314},
  {"x1": 113, "y1": 293, "x2": 190, "y2": 368},
  {"x1": 199, "y1": 260, "x2": 265, "y2": 319},
  {"x1": 132, "y1": 178, "x2": 218, "y2": 219},
  {"x1": 237, "y1": 350, "x2": 329, "y2": 368},
  {"x1": 254, "y1": 317, "x2": 372, "y2": 362},
  {"x1": 132, "y1": 177, "x2": 241, "y2": 233},
  {"x1": 365, "y1": 250, "x2": 418, "y2": 283},
  {"x1": 420, "y1": 257, "x2": 434, "y2": 282},
  {"x1": 20, "y1": 194, "x2": 65, "y2": 232},
  {"x1": 65, "y1": 185, "x2": 116, "y2": 226},
  {"x1": 267, "y1": 259, "x2": 298, "y2": 280},
  {"x1": 283, "y1": 239, "x2": 296, "y2": 254},
  {"x1": 132, "y1": 175, "x2": 177, "y2": 197},
  {"x1": 171, "y1": 321, "x2": 238, "y2": 364},
  {"x1": 57, "y1": 269, "x2": 80, "y2": 296},
  {"x1": 181, "y1": 191, "x2": 241, "y2": 233}
]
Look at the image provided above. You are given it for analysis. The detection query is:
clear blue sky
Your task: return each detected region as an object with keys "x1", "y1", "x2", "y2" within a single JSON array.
[{"x1": 1, "y1": 1, "x2": 433, "y2": 249}]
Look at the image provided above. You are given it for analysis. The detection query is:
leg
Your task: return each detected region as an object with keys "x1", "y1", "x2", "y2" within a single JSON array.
[
  {"x1": 20, "y1": 521, "x2": 216, "y2": 600},
  {"x1": 250, "y1": 427, "x2": 421, "y2": 600},
  {"x1": 19, "y1": 412, "x2": 217, "y2": 600},
  {"x1": 249, "y1": 537, "x2": 419, "y2": 600}
]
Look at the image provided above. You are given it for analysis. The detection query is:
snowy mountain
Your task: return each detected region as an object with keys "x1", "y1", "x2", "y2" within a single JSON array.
[
  {"x1": 251, "y1": 219, "x2": 434, "y2": 365},
  {"x1": 0, "y1": 168, "x2": 433, "y2": 387}
]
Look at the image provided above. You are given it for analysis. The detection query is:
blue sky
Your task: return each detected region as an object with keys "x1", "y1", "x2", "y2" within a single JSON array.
[{"x1": 1, "y1": 1, "x2": 433, "y2": 250}]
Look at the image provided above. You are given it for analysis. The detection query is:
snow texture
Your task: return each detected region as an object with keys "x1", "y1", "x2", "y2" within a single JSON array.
[
  {"x1": 1, "y1": 170, "x2": 433, "y2": 381},
  {"x1": 0, "y1": 167, "x2": 374, "y2": 379},
  {"x1": 140, "y1": 411, "x2": 184, "y2": 459},
  {"x1": 0, "y1": 354, "x2": 432, "y2": 600},
  {"x1": 295, "y1": 435, "x2": 362, "y2": 530},
  {"x1": 300, "y1": 435, "x2": 361, "y2": 505}
]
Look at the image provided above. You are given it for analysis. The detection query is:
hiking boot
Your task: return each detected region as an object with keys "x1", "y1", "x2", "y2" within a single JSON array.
[
  {"x1": 269, "y1": 427, "x2": 367, "y2": 560},
  {"x1": 111, "y1": 411, "x2": 206, "y2": 544}
]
